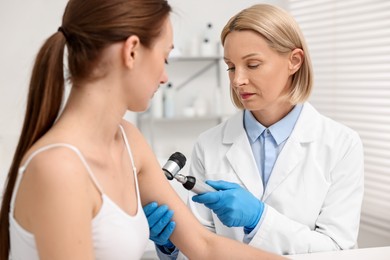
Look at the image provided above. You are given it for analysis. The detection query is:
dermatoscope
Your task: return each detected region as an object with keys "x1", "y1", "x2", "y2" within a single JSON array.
[{"x1": 162, "y1": 152, "x2": 216, "y2": 194}]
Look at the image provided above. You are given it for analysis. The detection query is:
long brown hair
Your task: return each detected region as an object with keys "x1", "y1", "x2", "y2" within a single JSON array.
[{"x1": 0, "y1": 0, "x2": 171, "y2": 258}]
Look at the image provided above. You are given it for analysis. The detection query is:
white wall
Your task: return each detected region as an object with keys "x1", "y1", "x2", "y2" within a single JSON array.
[
  {"x1": 0, "y1": 0, "x2": 69, "y2": 194},
  {"x1": 169, "y1": 0, "x2": 289, "y2": 55}
]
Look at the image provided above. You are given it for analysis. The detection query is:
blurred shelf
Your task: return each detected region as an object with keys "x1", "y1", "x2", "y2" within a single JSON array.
[
  {"x1": 167, "y1": 56, "x2": 222, "y2": 90},
  {"x1": 168, "y1": 56, "x2": 222, "y2": 62},
  {"x1": 139, "y1": 115, "x2": 222, "y2": 123},
  {"x1": 137, "y1": 55, "x2": 224, "y2": 152}
]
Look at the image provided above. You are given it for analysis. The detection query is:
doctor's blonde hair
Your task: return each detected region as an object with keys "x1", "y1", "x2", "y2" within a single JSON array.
[{"x1": 221, "y1": 4, "x2": 313, "y2": 109}]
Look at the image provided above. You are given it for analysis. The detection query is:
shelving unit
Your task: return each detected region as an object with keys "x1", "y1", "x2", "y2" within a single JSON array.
[
  {"x1": 137, "y1": 56, "x2": 225, "y2": 158},
  {"x1": 168, "y1": 56, "x2": 221, "y2": 90}
]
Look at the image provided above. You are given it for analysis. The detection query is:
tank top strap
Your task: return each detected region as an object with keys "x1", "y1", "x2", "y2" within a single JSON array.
[
  {"x1": 118, "y1": 125, "x2": 139, "y2": 195},
  {"x1": 10, "y1": 143, "x2": 104, "y2": 213},
  {"x1": 118, "y1": 125, "x2": 137, "y2": 176}
]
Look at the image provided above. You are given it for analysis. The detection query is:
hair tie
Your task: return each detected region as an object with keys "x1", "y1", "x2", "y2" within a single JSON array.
[{"x1": 58, "y1": 26, "x2": 70, "y2": 42}]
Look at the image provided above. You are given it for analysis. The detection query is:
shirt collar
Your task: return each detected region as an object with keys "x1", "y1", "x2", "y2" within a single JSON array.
[
  {"x1": 244, "y1": 104, "x2": 303, "y2": 145},
  {"x1": 244, "y1": 110, "x2": 266, "y2": 143}
]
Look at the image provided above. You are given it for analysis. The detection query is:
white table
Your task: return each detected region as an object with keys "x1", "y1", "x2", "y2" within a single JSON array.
[{"x1": 290, "y1": 246, "x2": 390, "y2": 260}]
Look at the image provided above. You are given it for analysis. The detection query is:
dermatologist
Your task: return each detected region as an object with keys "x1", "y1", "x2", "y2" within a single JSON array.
[{"x1": 148, "y1": 3, "x2": 365, "y2": 258}]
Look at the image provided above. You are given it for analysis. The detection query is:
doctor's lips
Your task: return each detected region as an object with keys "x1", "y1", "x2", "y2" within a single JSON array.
[{"x1": 239, "y1": 92, "x2": 255, "y2": 100}]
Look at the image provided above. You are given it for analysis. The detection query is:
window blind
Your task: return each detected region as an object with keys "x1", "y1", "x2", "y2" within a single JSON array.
[{"x1": 289, "y1": 0, "x2": 390, "y2": 247}]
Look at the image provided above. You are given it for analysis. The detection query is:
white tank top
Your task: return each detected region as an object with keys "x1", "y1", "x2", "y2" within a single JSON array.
[{"x1": 9, "y1": 125, "x2": 149, "y2": 260}]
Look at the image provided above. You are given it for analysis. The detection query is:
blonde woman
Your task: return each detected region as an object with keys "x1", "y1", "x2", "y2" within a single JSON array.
[{"x1": 153, "y1": 4, "x2": 364, "y2": 259}]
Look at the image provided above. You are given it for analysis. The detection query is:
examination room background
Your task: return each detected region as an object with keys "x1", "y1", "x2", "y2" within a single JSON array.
[{"x1": 0, "y1": 0, "x2": 389, "y2": 256}]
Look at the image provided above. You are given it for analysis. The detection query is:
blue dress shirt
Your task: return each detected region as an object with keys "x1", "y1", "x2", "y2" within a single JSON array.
[{"x1": 244, "y1": 104, "x2": 303, "y2": 188}]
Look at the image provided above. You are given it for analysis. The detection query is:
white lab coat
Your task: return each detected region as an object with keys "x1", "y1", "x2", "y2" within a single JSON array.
[
  {"x1": 156, "y1": 103, "x2": 364, "y2": 259},
  {"x1": 184, "y1": 102, "x2": 364, "y2": 256}
]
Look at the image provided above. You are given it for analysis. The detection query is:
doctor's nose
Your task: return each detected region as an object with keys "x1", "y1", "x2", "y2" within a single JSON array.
[{"x1": 231, "y1": 70, "x2": 249, "y2": 88}]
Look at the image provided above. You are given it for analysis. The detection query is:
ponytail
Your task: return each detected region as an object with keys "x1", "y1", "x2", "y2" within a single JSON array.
[
  {"x1": 0, "y1": 0, "x2": 172, "y2": 257},
  {"x1": 0, "y1": 31, "x2": 66, "y2": 259}
]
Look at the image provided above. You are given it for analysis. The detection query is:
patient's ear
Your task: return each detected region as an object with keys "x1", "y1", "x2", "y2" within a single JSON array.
[
  {"x1": 123, "y1": 35, "x2": 140, "y2": 69},
  {"x1": 289, "y1": 48, "x2": 304, "y2": 75}
]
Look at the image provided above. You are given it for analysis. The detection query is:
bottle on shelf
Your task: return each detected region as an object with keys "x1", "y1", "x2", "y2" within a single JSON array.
[
  {"x1": 200, "y1": 23, "x2": 216, "y2": 57},
  {"x1": 163, "y1": 82, "x2": 175, "y2": 118}
]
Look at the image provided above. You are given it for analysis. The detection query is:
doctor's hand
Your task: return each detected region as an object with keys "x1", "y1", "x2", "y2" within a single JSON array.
[
  {"x1": 143, "y1": 202, "x2": 176, "y2": 248},
  {"x1": 192, "y1": 180, "x2": 264, "y2": 232}
]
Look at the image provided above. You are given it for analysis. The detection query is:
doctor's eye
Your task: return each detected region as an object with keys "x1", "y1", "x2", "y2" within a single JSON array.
[{"x1": 248, "y1": 64, "x2": 260, "y2": 69}]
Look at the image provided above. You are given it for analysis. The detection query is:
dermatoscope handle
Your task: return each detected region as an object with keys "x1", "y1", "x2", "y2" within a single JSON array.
[{"x1": 183, "y1": 176, "x2": 216, "y2": 194}]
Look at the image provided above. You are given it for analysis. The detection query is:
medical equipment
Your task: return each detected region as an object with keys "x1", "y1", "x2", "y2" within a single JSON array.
[
  {"x1": 162, "y1": 152, "x2": 216, "y2": 194},
  {"x1": 162, "y1": 152, "x2": 186, "y2": 180}
]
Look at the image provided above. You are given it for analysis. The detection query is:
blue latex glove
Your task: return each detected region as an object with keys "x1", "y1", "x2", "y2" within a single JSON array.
[
  {"x1": 192, "y1": 180, "x2": 264, "y2": 232},
  {"x1": 143, "y1": 202, "x2": 176, "y2": 248}
]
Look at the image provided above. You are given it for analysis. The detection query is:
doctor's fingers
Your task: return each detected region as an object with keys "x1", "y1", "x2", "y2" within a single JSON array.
[
  {"x1": 196, "y1": 195, "x2": 228, "y2": 212},
  {"x1": 206, "y1": 180, "x2": 241, "y2": 190},
  {"x1": 192, "y1": 191, "x2": 222, "y2": 205}
]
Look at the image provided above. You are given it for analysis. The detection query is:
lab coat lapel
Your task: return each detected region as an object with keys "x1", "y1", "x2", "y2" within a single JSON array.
[
  {"x1": 262, "y1": 103, "x2": 319, "y2": 200},
  {"x1": 224, "y1": 112, "x2": 264, "y2": 198},
  {"x1": 262, "y1": 135, "x2": 303, "y2": 200}
]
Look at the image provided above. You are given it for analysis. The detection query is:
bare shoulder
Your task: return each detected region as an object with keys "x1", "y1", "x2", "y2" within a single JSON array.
[
  {"x1": 22, "y1": 145, "x2": 91, "y2": 188},
  {"x1": 14, "y1": 145, "x2": 96, "y2": 254},
  {"x1": 17, "y1": 145, "x2": 95, "y2": 220}
]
